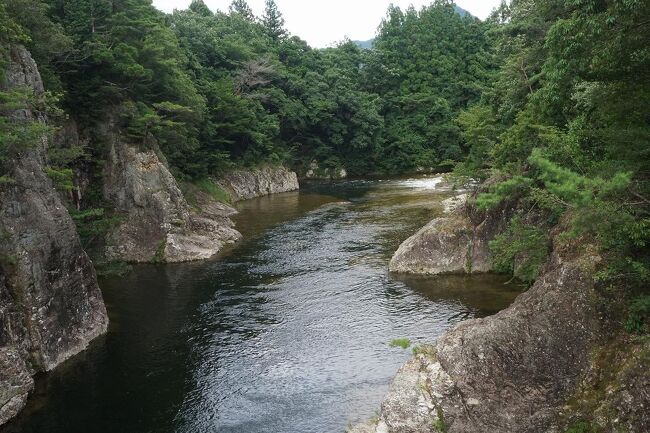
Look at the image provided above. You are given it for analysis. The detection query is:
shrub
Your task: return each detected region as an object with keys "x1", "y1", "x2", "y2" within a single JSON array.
[
  {"x1": 625, "y1": 296, "x2": 650, "y2": 334},
  {"x1": 69, "y1": 208, "x2": 121, "y2": 249},
  {"x1": 564, "y1": 422, "x2": 600, "y2": 433},
  {"x1": 490, "y1": 216, "x2": 549, "y2": 284}
]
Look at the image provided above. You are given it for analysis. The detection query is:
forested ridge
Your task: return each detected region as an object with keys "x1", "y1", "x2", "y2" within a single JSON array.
[
  {"x1": 1, "y1": 0, "x2": 649, "y2": 328},
  {"x1": 459, "y1": 0, "x2": 650, "y2": 335},
  {"x1": 0, "y1": 0, "x2": 492, "y2": 180}
]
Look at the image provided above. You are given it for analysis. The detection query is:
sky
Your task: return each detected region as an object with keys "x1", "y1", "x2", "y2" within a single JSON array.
[{"x1": 151, "y1": 0, "x2": 503, "y2": 48}]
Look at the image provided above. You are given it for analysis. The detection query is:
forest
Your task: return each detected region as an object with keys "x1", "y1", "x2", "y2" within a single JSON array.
[
  {"x1": 1, "y1": 0, "x2": 649, "y2": 324},
  {"x1": 0, "y1": 0, "x2": 493, "y2": 179}
]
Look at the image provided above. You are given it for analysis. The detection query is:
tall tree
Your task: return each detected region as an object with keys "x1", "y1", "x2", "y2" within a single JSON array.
[
  {"x1": 366, "y1": 1, "x2": 494, "y2": 172},
  {"x1": 229, "y1": 0, "x2": 254, "y2": 21},
  {"x1": 262, "y1": 0, "x2": 286, "y2": 41}
]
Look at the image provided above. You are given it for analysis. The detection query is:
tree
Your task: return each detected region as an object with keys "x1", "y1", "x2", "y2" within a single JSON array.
[
  {"x1": 189, "y1": 0, "x2": 213, "y2": 17},
  {"x1": 457, "y1": 0, "x2": 650, "y2": 291},
  {"x1": 229, "y1": 0, "x2": 254, "y2": 21},
  {"x1": 367, "y1": 1, "x2": 494, "y2": 172},
  {"x1": 262, "y1": 0, "x2": 286, "y2": 41}
]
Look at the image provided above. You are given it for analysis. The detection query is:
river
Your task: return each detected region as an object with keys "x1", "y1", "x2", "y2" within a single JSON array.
[{"x1": 1, "y1": 177, "x2": 521, "y2": 433}]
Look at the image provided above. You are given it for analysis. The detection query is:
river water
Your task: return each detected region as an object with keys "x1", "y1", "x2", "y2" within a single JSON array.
[{"x1": 2, "y1": 177, "x2": 521, "y2": 433}]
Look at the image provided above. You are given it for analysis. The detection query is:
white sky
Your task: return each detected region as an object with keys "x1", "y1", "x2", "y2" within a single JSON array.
[{"x1": 152, "y1": 0, "x2": 503, "y2": 47}]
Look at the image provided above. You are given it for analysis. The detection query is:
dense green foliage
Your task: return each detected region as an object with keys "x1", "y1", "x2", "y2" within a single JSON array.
[
  {"x1": 489, "y1": 216, "x2": 549, "y2": 284},
  {"x1": 456, "y1": 0, "x2": 650, "y2": 321},
  {"x1": 366, "y1": 2, "x2": 493, "y2": 172},
  {"x1": 563, "y1": 422, "x2": 600, "y2": 433},
  {"x1": 625, "y1": 295, "x2": 650, "y2": 334},
  {"x1": 1, "y1": 0, "x2": 492, "y2": 180},
  {"x1": 2, "y1": 0, "x2": 648, "y2": 323}
]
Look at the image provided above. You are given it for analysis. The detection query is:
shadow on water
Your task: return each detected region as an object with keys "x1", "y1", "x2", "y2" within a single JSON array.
[
  {"x1": 394, "y1": 273, "x2": 524, "y2": 318},
  {"x1": 2, "y1": 176, "x2": 522, "y2": 433}
]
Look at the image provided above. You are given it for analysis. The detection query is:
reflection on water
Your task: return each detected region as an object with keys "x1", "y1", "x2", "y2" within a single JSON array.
[{"x1": 2, "y1": 176, "x2": 521, "y2": 433}]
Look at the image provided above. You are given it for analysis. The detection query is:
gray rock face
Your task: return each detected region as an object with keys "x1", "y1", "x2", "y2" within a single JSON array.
[
  {"x1": 2, "y1": 45, "x2": 44, "y2": 102},
  {"x1": 429, "y1": 250, "x2": 600, "y2": 433},
  {"x1": 0, "y1": 348, "x2": 32, "y2": 426},
  {"x1": 0, "y1": 45, "x2": 108, "y2": 425},
  {"x1": 389, "y1": 217, "x2": 474, "y2": 275},
  {"x1": 303, "y1": 161, "x2": 347, "y2": 180},
  {"x1": 440, "y1": 193, "x2": 467, "y2": 214},
  {"x1": 103, "y1": 132, "x2": 241, "y2": 263},
  {"x1": 389, "y1": 193, "x2": 514, "y2": 275},
  {"x1": 359, "y1": 238, "x2": 604, "y2": 433},
  {"x1": 218, "y1": 166, "x2": 299, "y2": 202}
]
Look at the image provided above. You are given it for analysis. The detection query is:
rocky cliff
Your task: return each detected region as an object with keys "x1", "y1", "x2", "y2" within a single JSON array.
[
  {"x1": 218, "y1": 166, "x2": 299, "y2": 202},
  {"x1": 102, "y1": 126, "x2": 242, "y2": 263},
  {"x1": 102, "y1": 152, "x2": 299, "y2": 262},
  {"x1": 0, "y1": 46, "x2": 108, "y2": 425},
  {"x1": 353, "y1": 193, "x2": 649, "y2": 433}
]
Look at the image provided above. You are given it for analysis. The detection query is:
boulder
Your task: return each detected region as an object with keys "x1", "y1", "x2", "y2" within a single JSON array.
[
  {"x1": 389, "y1": 191, "x2": 516, "y2": 275},
  {"x1": 303, "y1": 161, "x2": 347, "y2": 181},
  {"x1": 389, "y1": 217, "x2": 474, "y2": 275}
]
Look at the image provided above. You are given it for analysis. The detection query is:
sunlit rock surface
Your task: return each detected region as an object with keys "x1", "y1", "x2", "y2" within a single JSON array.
[{"x1": 218, "y1": 166, "x2": 299, "y2": 201}]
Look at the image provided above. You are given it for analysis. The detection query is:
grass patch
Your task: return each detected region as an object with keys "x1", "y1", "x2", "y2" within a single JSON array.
[
  {"x1": 412, "y1": 344, "x2": 436, "y2": 357},
  {"x1": 195, "y1": 178, "x2": 231, "y2": 204},
  {"x1": 432, "y1": 416, "x2": 449, "y2": 433},
  {"x1": 389, "y1": 338, "x2": 411, "y2": 349},
  {"x1": 625, "y1": 295, "x2": 650, "y2": 334}
]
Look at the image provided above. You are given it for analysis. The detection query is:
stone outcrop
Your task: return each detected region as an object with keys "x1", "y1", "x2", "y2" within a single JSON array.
[
  {"x1": 102, "y1": 132, "x2": 242, "y2": 263},
  {"x1": 440, "y1": 193, "x2": 467, "y2": 214},
  {"x1": 389, "y1": 203, "x2": 500, "y2": 275},
  {"x1": 302, "y1": 160, "x2": 347, "y2": 180},
  {"x1": 356, "y1": 190, "x2": 649, "y2": 433},
  {"x1": 218, "y1": 166, "x2": 299, "y2": 202},
  {"x1": 0, "y1": 45, "x2": 108, "y2": 425},
  {"x1": 0, "y1": 348, "x2": 32, "y2": 426},
  {"x1": 389, "y1": 193, "x2": 513, "y2": 275},
  {"x1": 389, "y1": 217, "x2": 476, "y2": 275},
  {"x1": 353, "y1": 231, "x2": 650, "y2": 433}
]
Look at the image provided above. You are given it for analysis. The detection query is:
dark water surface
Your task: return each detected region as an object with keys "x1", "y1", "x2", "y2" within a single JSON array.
[{"x1": 2, "y1": 178, "x2": 521, "y2": 433}]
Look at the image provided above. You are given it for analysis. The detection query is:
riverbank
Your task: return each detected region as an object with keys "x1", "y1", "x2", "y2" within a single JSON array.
[{"x1": 352, "y1": 188, "x2": 650, "y2": 433}]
